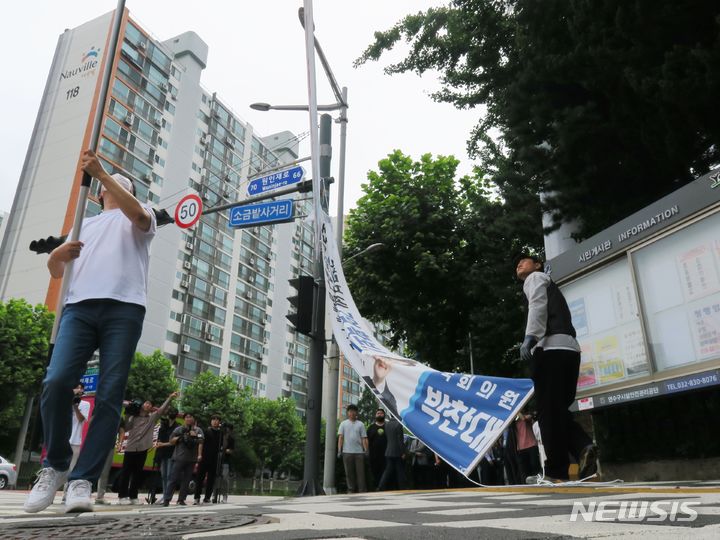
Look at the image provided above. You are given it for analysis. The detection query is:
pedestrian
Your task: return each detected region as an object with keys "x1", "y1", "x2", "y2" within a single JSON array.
[
  {"x1": 24, "y1": 150, "x2": 157, "y2": 514},
  {"x1": 366, "y1": 408, "x2": 387, "y2": 489},
  {"x1": 516, "y1": 253, "x2": 597, "y2": 483},
  {"x1": 212, "y1": 423, "x2": 235, "y2": 504},
  {"x1": 378, "y1": 415, "x2": 406, "y2": 491},
  {"x1": 94, "y1": 420, "x2": 125, "y2": 505},
  {"x1": 515, "y1": 411, "x2": 542, "y2": 481},
  {"x1": 408, "y1": 437, "x2": 434, "y2": 489},
  {"x1": 151, "y1": 407, "x2": 178, "y2": 504},
  {"x1": 116, "y1": 391, "x2": 178, "y2": 505},
  {"x1": 162, "y1": 413, "x2": 204, "y2": 506},
  {"x1": 194, "y1": 414, "x2": 223, "y2": 505},
  {"x1": 68, "y1": 383, "x2": 90, "y2": 471},
  {"x1": 337, "y1": 404, "x2": 368, "y2": 494}
]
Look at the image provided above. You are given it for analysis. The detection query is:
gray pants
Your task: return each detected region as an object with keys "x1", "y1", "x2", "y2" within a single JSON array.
[
  {"x1": 342, "y1": 453, "x2": 366, "y2": 493},
  {"x1": 96, "y1": 448, "x2": 115, "y2": 499}
]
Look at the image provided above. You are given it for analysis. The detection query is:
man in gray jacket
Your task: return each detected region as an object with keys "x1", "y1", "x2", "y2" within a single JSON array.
[
  {"x1": 117, "y1": 391, "x2": 178, "y2": 504},
  {"x1": 377, "y1": 416, "x2": 406, "y2": 490},
  {"x1": 516, "y1": 254, "x2": 596, "y2": 482}
]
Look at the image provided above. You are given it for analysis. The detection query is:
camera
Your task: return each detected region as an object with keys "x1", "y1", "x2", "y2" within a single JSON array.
[
  {"x1": 124, "y1": 399, "x2": 143, "y2": 417},
  {"x1": 73, "y1": 395, "x2": 82, "y2": 405}
]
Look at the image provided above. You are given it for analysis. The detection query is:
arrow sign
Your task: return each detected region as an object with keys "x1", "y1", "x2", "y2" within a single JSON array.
[
  {"x1": 229, "y1": 199, "x2": 295, "y2": 228},
  {"x1": 247, "y1": 166, "x2": 305, "y2": 195}
]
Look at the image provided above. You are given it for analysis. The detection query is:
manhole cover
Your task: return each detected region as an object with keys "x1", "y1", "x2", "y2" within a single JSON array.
[{"x1": 0, "y1": 511, "x2": 261, "y2": 539}]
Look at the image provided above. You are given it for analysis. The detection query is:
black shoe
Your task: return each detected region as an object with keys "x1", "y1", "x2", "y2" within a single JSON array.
[
  {"x1": 203, "y1": 499, "x2": 212, "y2": 504},
  {"x1": 162, "y1": 500, "x2": 169, "y2": 507},
  {"x1": 578, "y1": 445, "x2": 598, "y2": 479},
  {"x1": 177, "y1": 500, "x2": 186, "y2": 506}
]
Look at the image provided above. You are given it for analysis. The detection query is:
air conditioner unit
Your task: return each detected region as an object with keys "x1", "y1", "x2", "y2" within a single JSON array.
[
  {"x1": 183, "y1": 261, "x2": 192, "y2": 270},
  {"x1": 212, "y1": 111, "x2": 221, "y2": 119},
  {"x1": 185, "y1": 241, "x2": 194, "y2": 250},
  {"x1": 247, "y1": 275, "x2": 254, "y2": 283},
  {"x1": 245, "y1": 292, "x2": 252, "y2": 299},
  {"x1": 160, "y1": 82, "x2": 168, "y2": 92},
  {"x1": 229, "y1": 360, "x2": 237, "y2": 368},
  {"x1": 153, "y1": 117, "x2": 162, "y2": 127},
  {"x1": 182, "y1": 344, "x2": 190, "y2": 353},
  {"x1": 180, "y1": 280, "x2": 189, "y2": 288},
  {"x1": 199, "y1": 136, "x2": 207, "y2": 146},
  {"x1": 249, "y1": 258, "x2": 255, "y2": 266},
  {"x1": 143, "y1": 173, "x2": 152, "y2": 181},
  {"x1": 123, "y1": 113, "x2": 134, "y2": 125},
  {"x1": 137, "y1": 41, "x2": 147, "y2": 51},
  {"x1": 223, "y1": 174, "x2": 231, "y2": 182},
  {"x1": 206, "y1": 334, "x2": 215, "y2": 342},
  {"x1": 222, "y1": 189, "x2": 230, "y2": 198},
  {"x1": 170, "y1": 93, "x2": 177, "y2": 101},
  {"x1": 225, "y1": 137, "x2": 234, "y2": 148}
]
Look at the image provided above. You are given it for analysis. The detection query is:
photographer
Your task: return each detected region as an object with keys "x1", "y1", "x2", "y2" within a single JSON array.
[
  {"x1": 162, "y1": 413, "x2": 204, "y2": 506},
  {"x1": 212, "y1": 423, "x2": 234, "y2": 504},
  {"x1": 69, "y1": 383, "x2": 90, "y2": 472},
  {"x1": 116, "y1": 391, "x2": 178, "y2": 505}
]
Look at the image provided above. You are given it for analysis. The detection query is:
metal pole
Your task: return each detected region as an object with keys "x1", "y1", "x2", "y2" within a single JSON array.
[
  {"x1": 322, "y1": 87, "x2": 347, "y2": 493},
  {"x1": 12, "y1": 395, "x2": 34, "y2": 486},
  {"x1": 49, "y1": 0, "x2": 126, "y2": 344},
  {"x1": 297, "y1": 0, "x2": 326, "y2": 497}
]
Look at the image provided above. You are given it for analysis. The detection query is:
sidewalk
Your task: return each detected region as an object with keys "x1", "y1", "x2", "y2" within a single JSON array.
[{"x1": 1, "y1": 481, "x2": 719, "y2": 539}]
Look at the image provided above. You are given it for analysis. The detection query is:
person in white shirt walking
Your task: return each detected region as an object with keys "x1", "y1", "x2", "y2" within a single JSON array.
[
  {"x1": 337, "y1": 404, "x2": 368, "y2": 493},
  {"x1": 24, "y1": 150, "x2": 156, "y2": 514},
  {"x1": 516, "y1": 253, "x2": 597, "y2": 483},
  {"x1": 69, "y1": 383, "x2": 90, "y2": 470}
]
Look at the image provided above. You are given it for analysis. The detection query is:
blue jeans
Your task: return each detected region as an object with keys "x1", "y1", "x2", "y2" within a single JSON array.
[
  {"x1": 41, "y1": 299, "x2": 145, "y2": 482},
  {"x1": 159, "y1": 458, "x2": 172, "y2": 499}
]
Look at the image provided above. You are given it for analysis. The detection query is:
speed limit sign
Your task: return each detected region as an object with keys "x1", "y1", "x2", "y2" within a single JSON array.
[{"x1": 174, "y1": 194, "x2": 203, "y2": 229}]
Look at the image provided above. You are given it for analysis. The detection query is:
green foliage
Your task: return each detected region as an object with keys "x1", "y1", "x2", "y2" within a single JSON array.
[
  {"x1": 180, "y1": 371, "x2": 252, "y2": 436},
  {"x1": 344, "y1": 151, "x2": 541, "y2": 375},
  {"x1": 357, "y1": 385, "x2": 380, "y2": 425},
  {"x1": 0, "y1": 299, "x2": 54, "y2": 454},
  {"x1": 124, "y1": 350, "x2": 179, "y2": 405},
  {"x1": 246, "y1": 397, "x2": 304, "y2": 475},
  {"x1": 357, "y1": 0, "x2": 720, "y2": 238}
]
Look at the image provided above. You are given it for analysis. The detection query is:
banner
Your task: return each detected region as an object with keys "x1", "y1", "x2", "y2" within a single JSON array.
[{"x1": 320, "y1": 212, "x2": 534, "y2": 477}]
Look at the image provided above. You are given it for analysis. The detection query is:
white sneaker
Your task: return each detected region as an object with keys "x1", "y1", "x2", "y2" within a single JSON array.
[
  {"x1": 65, "y1": 479, "x2": 93, "y2": 513},
  {"x1": 117, "y1": 497, "x2": 131, "y2": 505},
  {"x1": 23, "y1": 467, "x2": 68, "y2": 513},
  {"x1": 129, "y1": 498, "x2": 140, "y2": 505}
]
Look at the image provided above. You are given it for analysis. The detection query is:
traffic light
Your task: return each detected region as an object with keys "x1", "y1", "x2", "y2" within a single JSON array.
[
  {"x1": 287, "y1": 275, "x2": 315, "y2": 336},
  {"x1": 29, "y1": 235, "x2": 66, "y2": 254}
]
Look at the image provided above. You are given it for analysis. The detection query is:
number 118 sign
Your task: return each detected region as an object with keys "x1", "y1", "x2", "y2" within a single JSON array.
[{"x1": 175, "y1": 194, "x2": 203, "y2": 229}]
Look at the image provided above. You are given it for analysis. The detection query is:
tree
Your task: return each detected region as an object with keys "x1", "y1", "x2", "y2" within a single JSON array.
[
  {"x1": 124, "y1": 350, "x2": 179, "y2": 405},
  {"x1": 357, "y1": 0, "x2": 720, "y2": 238},
  {"x1": 357, "y1": 385, "x2": 379, "y2": 425},
  {"x1": 344, "y1": 151, "x2": 541, "y2": 375},
  {"x1": 180, "y1": 371, "x2": 251, "y2": 436},
  {"x1": 246, "y1": 397, "x2": 304, "y2": 489},
  {"x1": 0, "y1": 299, "x2": 54, "y2": 454}
]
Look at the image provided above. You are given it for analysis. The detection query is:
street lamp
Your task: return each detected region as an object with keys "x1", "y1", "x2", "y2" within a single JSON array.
[
  {"x1": 250, "y1": 102, "x2": 343, "y2": 112},
  {"x1": 344, "y1": 242, "x2": 385, "y2": 263}
]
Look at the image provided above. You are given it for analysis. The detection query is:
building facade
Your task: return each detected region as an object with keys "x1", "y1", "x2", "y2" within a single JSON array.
[{"x1": 0, "y1": 8, "x2": 322, "y2": 413}]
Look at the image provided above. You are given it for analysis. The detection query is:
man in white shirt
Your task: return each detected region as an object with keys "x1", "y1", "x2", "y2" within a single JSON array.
[
  {"x1": 25, "y1": 150, "x2": 156, "y2": 514},
  {"x1": 69, "y1": 383, "x2": 90, "y2": 470},
  {"x1": 337, "y1": 404, "x2": 368, "y2": 493},
  {"x1": 516, "y1": 253, "x2": 596, "y2": 483}
]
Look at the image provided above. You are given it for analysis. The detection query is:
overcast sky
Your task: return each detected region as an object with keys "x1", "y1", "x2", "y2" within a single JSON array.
[{"x1": 0, "y1": 0, "x2": 480, "y2": 217}]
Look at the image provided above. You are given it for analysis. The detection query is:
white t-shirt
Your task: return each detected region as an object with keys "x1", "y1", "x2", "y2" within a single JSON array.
[
  {"x1": 69, "y1": 400, "x2": 91, "y2": 446},
  {"x1": 64, "y1": 206, "x2": 156, "y2": 306},
  {"x1": 338, "y1": 419, "x2": 367, "y2": 454}
]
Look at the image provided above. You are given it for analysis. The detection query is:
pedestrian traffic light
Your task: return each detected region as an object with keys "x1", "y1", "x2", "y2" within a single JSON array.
[
  {"x1": 29, "y1": 235, "x2": 66, "y2": 254},
  {"x1": 287, "y1": 275, "x2": 315, "y2": 336}
]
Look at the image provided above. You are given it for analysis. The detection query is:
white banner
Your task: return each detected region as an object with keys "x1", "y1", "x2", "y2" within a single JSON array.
[{"x1": 320, "y1": 211, "x2": 534, "y2": 477}]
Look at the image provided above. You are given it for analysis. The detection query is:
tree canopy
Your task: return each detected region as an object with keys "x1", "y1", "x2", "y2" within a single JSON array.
[
  {"x1": 180, "y1": 371, "x2": 252, "y2": 436},
  {"x1": 357, "y1": 0, "x2": 720, "y2": 238},
  {"x1": 0, "y1": 299, "x2": 54, "y2": 454},
  {"x1": 124, "y1": 350, "x2": 179, "y2": 406},
  {"x1": 344, "y1": 151, "x2": 541, "y2": 375}
]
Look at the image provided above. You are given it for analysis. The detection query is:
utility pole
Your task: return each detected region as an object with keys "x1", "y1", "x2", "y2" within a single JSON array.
[
  {"x1": 296, "y1": 112, "x2": 332, "y2": 496},
  {"x1": 322, "y1": 86, "x2": 347, "y2": 494}
]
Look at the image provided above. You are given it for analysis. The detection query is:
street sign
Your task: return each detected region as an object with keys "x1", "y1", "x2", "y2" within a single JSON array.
[
  {"x1": 80, "y1": 366, "x2": 99, "y2": 393},
  {"x1": 175, "y1": 193, "x2": 203, "y2": 229},
  {"x1": 247, "y1": 166, "x2": 305, "y2": 196},
  {"x1": 229, "y1": 199, "x2": 294, "y2": 228}
]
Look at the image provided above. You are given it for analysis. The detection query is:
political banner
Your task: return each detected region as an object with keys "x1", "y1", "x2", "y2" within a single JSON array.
[{"x1": 320, "y1": 212, "x2": 534, "y2": 478}]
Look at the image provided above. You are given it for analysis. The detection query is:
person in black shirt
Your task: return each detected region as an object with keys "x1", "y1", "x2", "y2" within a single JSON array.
[
  {"x1": 366, "y1": 408, "x2": 387, "y2": 489},
  {"x1": 212, "y1": 423, "x2": 234, "y2": 504},
  {"x1": 151, "y1": 408, "x2": 177, "y2": 503},
  {"x1": 194, "y1": 414, "x2": 223, "y2": 504}
]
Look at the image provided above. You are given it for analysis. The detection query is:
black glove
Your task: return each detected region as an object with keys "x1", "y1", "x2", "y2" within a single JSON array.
[{"x1": 520, "y1": 335, "x2": 538, "y2": 362}]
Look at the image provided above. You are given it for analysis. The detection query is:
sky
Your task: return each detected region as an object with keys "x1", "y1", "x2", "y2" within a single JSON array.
[{"x1": 0, "y1": 0, "x2": 480, "y2": 217}]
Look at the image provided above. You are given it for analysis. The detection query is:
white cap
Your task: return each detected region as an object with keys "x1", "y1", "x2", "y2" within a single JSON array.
[{"x1": 101, "y1": 173, "x2": 133, "y2": 194}]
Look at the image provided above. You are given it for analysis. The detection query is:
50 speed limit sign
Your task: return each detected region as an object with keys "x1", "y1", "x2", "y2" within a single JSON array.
[{"x1": 174, "y1": 194, "x2": 203, "y2": 229}]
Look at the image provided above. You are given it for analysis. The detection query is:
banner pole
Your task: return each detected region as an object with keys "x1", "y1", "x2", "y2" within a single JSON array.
[{"x1": 49, "y1": 0, "x2": 126, "y2": 346}]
